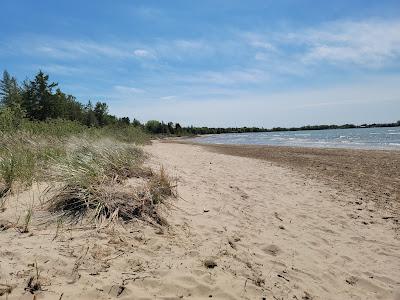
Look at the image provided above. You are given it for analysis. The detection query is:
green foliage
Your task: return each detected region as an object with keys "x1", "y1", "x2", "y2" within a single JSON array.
[
  {"x1": 4, "y1": 69, "x2": 396, "y2": 139},
  {"x1": 0, "y1": 147, "x2": 36, "y2": 192},
  {"x1": 1, "y1": 70, "x2": 144, "y2": 130},
  {"x1": 51, "y1": 139, "x2": 144, "y2": 186},
  {"x1": 132, "y1": 118, "x2": 141, "y2": 127},
  {"x1": 0, "y1": 70, "x2": 22, "y2": 109},
  {"x1": 97, "y1": 125, "x2": 149, "y2": 144},
  {"x1": 145, "y1": 120, "x2": 162, "y2": 134},
  {"x1": 20, "y1": 119, "x2": 87, "y2": 137},
  {"x1": 46, "y1": 139, "x2": 147, "y2": 223},
  {"x1": 0, "y1": 106, "x2": 24, "y2": 132},
  {"x1": 21, "y1": 70, "x2": 58, "y2": 120},
  {"x1": 148, "y1": 166, "x2": 175, "y2": 204},
  {"x1": 93, "y1": 102, "x2": 109, "y2": 126},
  {"x1": 0, "y1": 120, "x2": 149, "y2": 194}
]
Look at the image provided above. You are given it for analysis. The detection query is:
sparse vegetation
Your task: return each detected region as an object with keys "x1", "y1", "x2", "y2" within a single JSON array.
[
  {"x1": 0, "y1": 146, "x2": 36, "y2": 194},
  {"x1": 0, "y1": 69, "x2": 175, "y2": 227},
  {"x1": 46, "y1": 140, "x2": 175, "y2": 225},
  {"x1": 0, "y1": 128, "x2": 174, "y2": 226},
  {"x1": 148, "y1": 166, "x2": 176, "y2": 204},
  {"x1": 25, "y1": 261, "x2": 42, "y2": 294},
  {"x1": 21, "y1": 206, "x2": 33, "y2": 233},
  {"x1": 47, "y1": 139, "x2": 144, "y2": 222}
]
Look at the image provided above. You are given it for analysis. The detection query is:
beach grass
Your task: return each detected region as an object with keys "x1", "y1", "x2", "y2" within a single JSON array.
[{"x1": 0, "y1": 119, "x2": 174, "y2": 226}]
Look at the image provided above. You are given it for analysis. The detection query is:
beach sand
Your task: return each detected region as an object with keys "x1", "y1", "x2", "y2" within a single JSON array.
[
  {"x1": 1, "y1": 141, "x2": 399, "y2": 299},
  {"x1": 201, "y1": 143, "x2": 400, "y2": 217}
]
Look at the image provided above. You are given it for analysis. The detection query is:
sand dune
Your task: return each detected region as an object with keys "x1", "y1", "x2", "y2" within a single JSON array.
[{"x1": 1, "y1": 141, "x2": 399, "y2": 299}]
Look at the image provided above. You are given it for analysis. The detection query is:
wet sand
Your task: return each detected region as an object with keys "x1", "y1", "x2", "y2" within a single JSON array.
[{"x1": 195, "y1": 143, "x2": 400, "y2": 220}]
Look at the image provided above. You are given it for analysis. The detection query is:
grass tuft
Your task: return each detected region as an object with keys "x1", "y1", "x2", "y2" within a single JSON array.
[
  {"x1": 0, "y1": 119, "x2": 173, "y2": 228},
  {"x1": 148, "y1": 166, "x2": 176, "y2": 204},
  {"x1": 46, "y1": 140, "x2": 175, "y2": 225},
  {"x1": 0, "y1": 148, "x2": 36, "y2": 194},
  {"x1": 21, "y1": 207, "x2": 33, "y2": 233}
]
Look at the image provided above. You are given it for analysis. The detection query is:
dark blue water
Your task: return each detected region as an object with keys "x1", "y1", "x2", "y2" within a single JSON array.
[{"x1": 191, "y1": 127, "x2": 400, "y2": 150}]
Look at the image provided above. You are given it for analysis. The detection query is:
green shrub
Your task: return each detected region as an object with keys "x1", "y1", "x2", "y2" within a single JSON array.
[
  {"x1": 0, "y1": 148, "x2": 36, "y2": 192},
  {"x1": 0, "y1": 106, "x2": 24, "y2": 132},
  {"x1": 20, "y1": 119, "x2": 87, "y2": 138}
]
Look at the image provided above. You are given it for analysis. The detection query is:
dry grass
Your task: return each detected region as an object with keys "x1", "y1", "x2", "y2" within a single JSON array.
[
  {"x1": 148, "y1": 166, "x2": 177, "y2": 204},
  {"x1": 21, "y1": 206, "x2": 33, "y2": 233},
  {"x1": 46, "y1": 140, "x2": 176, "y2": 226},
  {"x1": 0, "y1": 132, "x2": 65, "y2": 196},
  {"x1": 0, "y1": 124, "x2": 174, "y2": 228}
]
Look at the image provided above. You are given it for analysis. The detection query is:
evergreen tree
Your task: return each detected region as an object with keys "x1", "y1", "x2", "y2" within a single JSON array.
[
  {"x1": 132, "y1": 118, "x2": 141, "y2": 127},
  {"x1": 145, "y1": 120, "x2": 162, "y2": 133},
  {"x1": 22, "y1": 70, "x2": 58, "y2": 120},
  {"x1": 84, "y1": 101, "x2": 98, "y2": 127},
  {"x1": 119, "y1": 117, "x2": 130, "y2": 125},
  {"x1": 94, "y1": 102, "x2": 109, "y2": 126},
  {"x1": 167, "y1": 122, "x2": 174, "y2": 134},
  {"x1": 0, "y1": 70, "x2": 23, "y2": 109},
  {"x1": 175, "y1": 123, "x2": 182, "y2": 135}
]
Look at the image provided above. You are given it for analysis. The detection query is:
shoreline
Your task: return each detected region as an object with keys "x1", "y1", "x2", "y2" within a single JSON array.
[
  {"x1": 171, "y1": 140, "x2": 400, "y2": 219},
  {"x1": 184, "y1": 139, "x2": 400, "y2": 152},
  {"x1": 188, "y1": 139, "x2": 400, "y2": 152}
]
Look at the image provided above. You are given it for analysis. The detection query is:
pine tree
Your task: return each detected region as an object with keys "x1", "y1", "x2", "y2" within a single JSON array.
[
  {"x1": 84, "y1": 101, "x2": 98, "y2": 127},
  {"x1": 0, "y1": 70, "x2": 23, "y2": 109},
  {"x1": 22, "y1": 70, "x2": 58, "y2": 120},
  {"x1": 94, "y1": 102, "x2": 108, "y2": 126}
]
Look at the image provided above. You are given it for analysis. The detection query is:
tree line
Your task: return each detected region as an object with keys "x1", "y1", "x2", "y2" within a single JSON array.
[
  {"x1": 1, "y1": 70, "x2": 399, "y2": 136},
  {"x1": 0, "y1": 70, "x2": 137, "y2": 128}
]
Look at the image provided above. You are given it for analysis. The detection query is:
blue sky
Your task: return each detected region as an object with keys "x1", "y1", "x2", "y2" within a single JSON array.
[{"x1": 1, "y1": 0, "x2": 400, "y2": 127}]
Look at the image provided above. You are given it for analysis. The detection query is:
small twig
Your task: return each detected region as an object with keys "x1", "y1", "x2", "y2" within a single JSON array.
[
  {"x1": 277, "y1": 274, "x2": 290, "y2": 282},
  {"x1": 105, "y1": 251, "x2": 125, "y2": 262},
  {"x1": 122, "y1": 275, "x2": 151, "y2": 285},
  {"x1": 243, "y1": 278, "x2": 248, "y2": 292},
  {"x1": 274, "y1": 212, "x2": 283, "y2": 222},
  {"x1": 65, "y1": 226, "x2": 96, "y2": 231}
]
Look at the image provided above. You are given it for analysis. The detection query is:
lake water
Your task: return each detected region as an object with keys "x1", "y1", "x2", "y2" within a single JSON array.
[{"x1": 191, "y1": 127, "x2": 400, "y2": 150}]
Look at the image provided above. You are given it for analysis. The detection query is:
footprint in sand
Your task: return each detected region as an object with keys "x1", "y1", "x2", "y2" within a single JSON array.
[{"x1": 262, "y1": 244, "x2": 281, "y2": 256}]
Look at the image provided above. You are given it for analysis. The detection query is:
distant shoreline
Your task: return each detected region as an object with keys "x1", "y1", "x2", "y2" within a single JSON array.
[
  {"x1": 203, "y1": 124, "x2": 400, "y2": 134},
  {"x1": 173, "y1": 122, "x2": 400, "y2": 136},
  {"x1": 179, "y1": 127, "x2": 400, "y2": 151}
]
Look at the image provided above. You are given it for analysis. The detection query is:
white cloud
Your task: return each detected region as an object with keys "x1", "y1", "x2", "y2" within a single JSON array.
[
  {"x1": 180, "y1": 69, "x2": 269, "y2": 85},
  {"x1": 174, "y1": 39, "x2": 207, "y2": 50},
  {"x1": 240, "y1": 19, "x2": 400, "y2": 69},
  {"x1": 133, "y1": 49, "x2": 155, "y2": 58},
  {"x1": 298, "y1": 20, "x2": 400, "y2": 67},
  {"x1": 114, "y1": 85, "x2": 145, "y2": 94},
  {"x1": 11, "y1": 37, "x2": 135, "y2": 60},
  {"x1": 110, "y1": 75, "x2": 400, "y2": 127},
  {"x1": 7, "y1": 19, "x2": 400, "y2": 72},
  {"x1": 242, "y1": 32, "x2": 276, "y2": 51},
  {"x1": 160, "y1": 95, "x2": 176, "y2": 100},
  {"x1": 35, "y1": 64, "x2": 90, "y2": 75}
]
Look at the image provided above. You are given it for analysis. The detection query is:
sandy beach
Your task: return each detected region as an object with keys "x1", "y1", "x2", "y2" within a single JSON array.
[
  {"x1": 1, "y1": 141, "x2": 400, "y2": 299},
  {"x1": 201, "y1": 143, "x2": 400, "y2": 218}
]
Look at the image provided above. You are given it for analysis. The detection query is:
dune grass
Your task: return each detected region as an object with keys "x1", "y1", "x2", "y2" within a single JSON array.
[
  {"x1": 47, "y1": 140, "x2": 174, "y2": 225},
  {"x1": 0, "y1": 139, "x2": 37, "y2": 195},
  {"x1": 0, "y1": 119, "x2": 175, "y2": 226}
]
